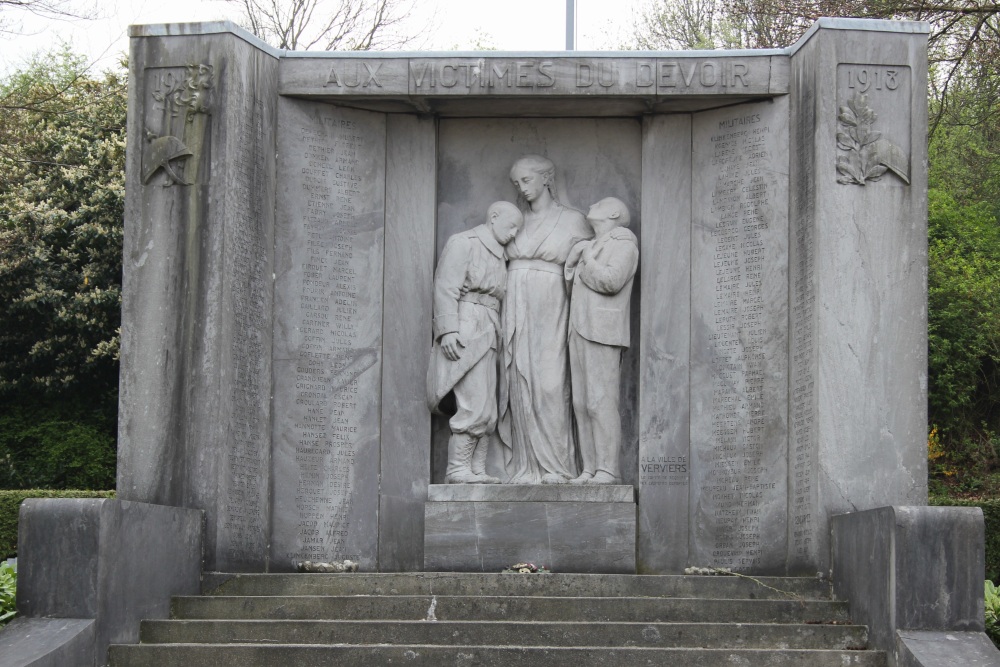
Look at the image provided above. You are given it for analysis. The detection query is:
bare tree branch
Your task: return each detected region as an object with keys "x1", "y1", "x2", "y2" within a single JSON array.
[
  {"x1": 224, "y1": 0, "x2": 424, "y2": 51},
  {"x1": 0, "y1": 0, "x2": 95, "y2": 34}
]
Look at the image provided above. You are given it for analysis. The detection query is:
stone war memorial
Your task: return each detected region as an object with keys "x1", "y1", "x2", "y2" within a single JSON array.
[
  {"x1": 117, "y1": 16, "x2": 931, "y2": 577},
  {"x1": 5, "y1": 16, "x2": 1000, "y2": 667}
]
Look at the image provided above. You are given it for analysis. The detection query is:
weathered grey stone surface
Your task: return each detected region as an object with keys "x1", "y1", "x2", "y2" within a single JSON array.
[
  {"x1": 17, "y1": 499, "x2": 101, "y2": 618},
  {"x1": 638, "y1": 114, "x2": 692, "y2": 574},
  {"x1": 786, "y1": 19, "x2": 929, "y2": 574},
  {"x1": 110, "y1": 571, "x2": 886, "y2": 667},
  {"x1": 141, "y1": 618, "x2": 870, "y2": 650},
  {"x1": 9, "y1": 499, "x2": 202, "y2": 667},
  {"x1": 119, "y1": 28, "x2": 277, "y2": 571},
  {"x1": 377, "y1": 114, "x2": 437, "y2": 571},
  {"x1": 424, "y1": 501, "x2": 636, "y2": 573},
  {"x1": 897, "y1": 631, "x2": 1000, "y2": 667},
  {"x1": 202, "y1": 572, "x2": 834, "y2": 599},
  {"x1": 111, "y1": 644, "x2": 887, "y2": 667},
  {"x1": 0, "y1": 618, "x2": 94, "y2": 667},
  {"x1": 428, "y1": 484, "x2": 634, "y2": 502},
  {"x1": 172, "y1": 594, "x2": 846, "y2": 623},
  {"x1": 270, "y1": 99, "x2": 386, "y2": 572},
  {"x1": 689, "y1": 97, "x2": 790, "y2": 574},
  {"x1": 832, "y1": 506, "x2": 992, "y2": 665}
]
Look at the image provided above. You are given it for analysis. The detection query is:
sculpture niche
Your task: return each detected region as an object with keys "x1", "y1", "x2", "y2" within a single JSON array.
[{"x1": 428, "y1": 156, "x2": 637, "y2": 485}]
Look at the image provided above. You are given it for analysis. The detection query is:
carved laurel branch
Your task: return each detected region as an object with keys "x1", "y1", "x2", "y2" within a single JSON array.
[
  {"x1": 836, "y1": 92, "x2": 889, "y2": 186},
  {"x1": 151, "y1": 64, "x2": 215, "y2": 122}
]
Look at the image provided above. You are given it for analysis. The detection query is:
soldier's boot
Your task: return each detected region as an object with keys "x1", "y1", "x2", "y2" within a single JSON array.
[
  {"x1": 470, "y1": 437, "x2": 501, "y2": 484},
  {"x1": 445, "y1": 433, "x2": 481, "y2": 484}
]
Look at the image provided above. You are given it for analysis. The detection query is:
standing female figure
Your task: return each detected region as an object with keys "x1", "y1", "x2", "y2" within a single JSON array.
[{"x1": 498, "y1": 155, "x2": 592, "y2": 484}]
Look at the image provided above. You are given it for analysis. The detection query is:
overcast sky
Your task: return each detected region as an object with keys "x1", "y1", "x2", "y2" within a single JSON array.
[{"x1": 0, "y1": 0, "x2": 652, "y2": 75}]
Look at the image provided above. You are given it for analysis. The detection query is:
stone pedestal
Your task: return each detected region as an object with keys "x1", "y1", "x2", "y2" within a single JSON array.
[
  {"x1": 424, "y1": 485, "x2": 636, "y2": 573},
  {"x1": 4, "y1": 499, "x2": 203, "y2": 667}
]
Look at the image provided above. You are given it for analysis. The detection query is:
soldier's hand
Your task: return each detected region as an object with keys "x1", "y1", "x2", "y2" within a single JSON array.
[{"x1": 441, "y1": 333, "x2": 464, "y2": 361}]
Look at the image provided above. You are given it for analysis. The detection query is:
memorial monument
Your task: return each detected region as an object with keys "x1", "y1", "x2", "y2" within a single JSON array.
[{"x1": 115, "y1": 18, "x2": 929, "y2": 576}]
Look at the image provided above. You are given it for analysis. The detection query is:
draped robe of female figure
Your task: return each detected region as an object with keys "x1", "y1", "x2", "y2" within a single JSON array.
[{"x1": 498, "y1": 203, "x2": 592, "y2": 483}]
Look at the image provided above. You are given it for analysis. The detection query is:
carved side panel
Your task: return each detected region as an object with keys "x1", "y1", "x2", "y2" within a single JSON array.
[
  {"x1": 121, "y1": 33, "x2": 278, "y2": 571},
  {"x1": 270, "y1": 100, "x2": 386, "y2": 572},
  {"x1": 836, "y1": 65, "x2": 911, "y2": 186}
]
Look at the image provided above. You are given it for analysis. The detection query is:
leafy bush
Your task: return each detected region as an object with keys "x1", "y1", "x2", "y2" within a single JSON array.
[
  {"x1": 0, "y1": 560, "x2": 14, "y2": 626},
  {"x1": 987, "y1": 580, "x2": 1000, "y2": 647},
  {"x1": 0, "y1": 48, "x2": 125, "y2": 402},
  {"x1": 0, "y1": 489, "x2": 114, "y2": 559},
  {"x1": 927, "y1": 189, "x2": 1000, "y2": 455},
  {"x1": 0, "y1": 400, "x2": 115, "y2": 490},
  {"x1": 0, "y1": 49, "x2": 123, "y2": 492}
]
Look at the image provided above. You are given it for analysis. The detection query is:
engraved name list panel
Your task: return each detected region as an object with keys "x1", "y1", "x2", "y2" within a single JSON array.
[
  {"x1": 690, "y1": 100, "x2": 790, "y2": 572},
  {"x1": 270, "y1": 100, "x2": 386, "y2": 571}
]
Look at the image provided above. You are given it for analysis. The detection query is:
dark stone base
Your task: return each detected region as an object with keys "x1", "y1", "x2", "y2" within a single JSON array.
[
  {"x1": 0, "y1": 499, "x2": 203, "y2": 667},
  {"x1": 424, "y1": 485, "x2": 636, "y2": 574}
]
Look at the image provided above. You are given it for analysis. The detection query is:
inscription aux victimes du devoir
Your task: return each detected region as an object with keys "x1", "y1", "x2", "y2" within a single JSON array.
[{"x1": 320, "y1": 57, "x2": 767, "y2": 93}]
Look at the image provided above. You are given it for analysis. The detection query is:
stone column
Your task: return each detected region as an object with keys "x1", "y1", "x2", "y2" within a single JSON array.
[
  {"x1": 378, "y1": 115, "x2": 437, "y2": 571},
  {"x1": 787, "y1": 19, "x2": 929, "y2": 573},
  {"x1": 638, "y1": 114, "x2": 692, "y2": 573},
  {"x1": 119, "y1": 24, "x2": 279, "y2": 571}
]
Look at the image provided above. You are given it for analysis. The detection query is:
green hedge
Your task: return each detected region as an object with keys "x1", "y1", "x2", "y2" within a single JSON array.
[
  {"x1": 930, "y1": 496, "x2": 1000, "y2": 582},
  {"x1": 0, "y1": 490, "x2": 114, "y2": 559},
  {"x1": 0, "y1": 402, "x2": 116, "y2": 490}
]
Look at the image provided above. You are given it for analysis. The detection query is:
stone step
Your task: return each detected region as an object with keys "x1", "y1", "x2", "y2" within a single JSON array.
[
  {"x1": 203, "y1": 571, "x2": 833, "y2": 600},
  {"x1": 140, "y1": 618, "x2": 871, "y2": 649},
  {"x1": 172, "y1": 594, "x2": 852, "y2": 624},
  {"x1": 108, "y1": 643, "x2": 888, "y2": 666},
  {"x1": 109, "y1": 574, "x2": 885, "y2": 667}
]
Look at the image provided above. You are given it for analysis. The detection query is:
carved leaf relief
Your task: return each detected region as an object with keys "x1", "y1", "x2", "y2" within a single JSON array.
[
  {"x1": 151, "y1": 64, "x2": 215, "y2": 121},
  {"x1": 836, "y1": 92, "x2": 909, "y2": 186},
  {"x1": 143, "y1": 63, "x2": 214, "y2": 187}
]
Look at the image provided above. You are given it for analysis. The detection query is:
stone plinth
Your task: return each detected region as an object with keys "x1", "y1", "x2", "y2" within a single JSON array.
[
  {"x1": 7, "y1": 499, "x2": 203, "y2": 667},
  {"x1": 425, "y1": 485, "x2": 636, "y2": 574}
]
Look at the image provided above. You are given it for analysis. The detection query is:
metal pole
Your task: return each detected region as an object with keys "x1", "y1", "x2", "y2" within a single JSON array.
[{"x1": 566, "y1": 0, "x2": 576, "y2": 50}]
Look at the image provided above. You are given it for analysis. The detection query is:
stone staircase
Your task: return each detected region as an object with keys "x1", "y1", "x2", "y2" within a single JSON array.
[{"x1": 108, "y1": 572, "x2": 887, "y2": 666}]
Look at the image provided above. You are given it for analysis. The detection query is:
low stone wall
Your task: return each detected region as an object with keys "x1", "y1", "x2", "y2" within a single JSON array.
[
  {"x1": 832, "y1": 506, "x2": 999, "y2": 666},
  {"x1": 0, "y1": 499, "x2": 203, "y2": 667}
]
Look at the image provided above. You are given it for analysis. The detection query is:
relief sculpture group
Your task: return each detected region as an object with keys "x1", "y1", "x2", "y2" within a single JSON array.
[{"x1": 428, "y1": 155, "x2": 638, "y2": 485}]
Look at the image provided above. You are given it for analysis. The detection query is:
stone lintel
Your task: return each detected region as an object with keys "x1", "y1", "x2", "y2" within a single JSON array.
[{"x1": 280, "y1": 55, "x2": 788, "y2": 99}]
